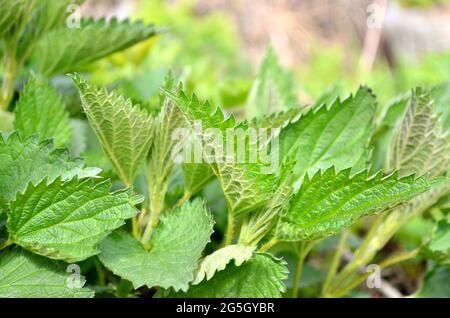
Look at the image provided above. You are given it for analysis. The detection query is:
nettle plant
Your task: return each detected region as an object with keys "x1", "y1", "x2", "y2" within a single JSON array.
[{"x1": 0, "y1": 1, "x2": 449, "y2": 298}]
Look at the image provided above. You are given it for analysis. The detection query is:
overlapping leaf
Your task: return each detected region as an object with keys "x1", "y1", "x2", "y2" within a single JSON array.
[
  {"x1": 279, "y1": 87, "x2": 376, "y2": 181},
  {"x1": 163, "y1": 89, "x2": 279, "y2": 216},
  {"x1": 388, "y1": 88, "x2": 449, "y2": 178},
  {"x1": 36, "y1": 18, "x2": 158, "y2": 76},
  {"x1": 7, "y1": 177, "x2": 140, "y2": 262},
  {"x1": 17, "y1": 0, "x2": 85, "y2": 61},
  {"x1": 0, "y1": 247, "x2": 93, "y2": 298},
  {"x1": 72, "y1": 75, "x2": 153, "y2": 186},
  {"x1": 0, "y1": 132, "x2": 99, "y2": 205},
  {"x1": 15, "y1": 76, "x2": 72, "y2": 147},
  {"x1": 193, "y1": 244, "x2": 255, "y2": 284},
  {"x1": 275, "y1": 167, "x2": 442, "y2": 241},
  {"x1": 99, "y1": 199, "x2": 214, "y2": 291},
  {"x1": 157, "y1": 253, "x2": 288, "y2": 298}
]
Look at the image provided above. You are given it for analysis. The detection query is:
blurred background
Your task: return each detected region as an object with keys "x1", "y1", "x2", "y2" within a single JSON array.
[{"x1": 79, "y1": 0, "x2": 450, "y2": 109}]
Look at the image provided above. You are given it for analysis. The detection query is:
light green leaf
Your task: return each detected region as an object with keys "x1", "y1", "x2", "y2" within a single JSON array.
[
  {"x1": 17, "y1": 0, "x2": 85, "y2": 61},
  {"x1": 421, "y1": 218, "x2": 450, "y2": 265},
  {"x1": 275, "y1": 167, "x2": 442, "y2": 241},
  {"x1": 15, "y1": 76, "x2": 72, "y2": 147},
  {"x1": 7, "y1": 177, "x2": 139, "y2": 262},
  {"x1": 164, "y1": 89, "x2": 279, "y2": 216},
  {"x1": 388, "y1": 88, "x2": 449, "y2": 178},
  {"x1": 0, "y1": 0, "x2": 36, "y2": 41},
  {"x1": 0, "y1": 247, "x2": 94, "y2": 298},
  {"x1": 0, "y1": 110, "x2": 14, "y2": 132},
  {"x1": 280, "y1": 87, "x2": 376, "y2": 181},
  {"x1": 182, "y1": 163, "x2": 215, "y2": 196},
  {"x1": 157, "y1": 253, "x2": 288, "y2": 298},
  {"x1": 99, "y1": 199, "x2": 214, "y2": 291},
  {"x1": 36, "y1": 18, "x2": 158, "y2": 76},
  {"x1": 193, "y1": 245, "x2": 255, "y2": 284},
  {"x1": 0, "y1": 132, "x2": 100, "y2": 205},
  {"x1": 415, "y1": 265, "x2": 450, "y2": 298},
  {"x1": 430, "y1": 82, "x2": 450, "y2": 132},
  {"x1": 72, "y1": 75, "x2": 153, "y2": 186},
  {"x1": 246, "y1": 45, "x2": 296, "y2": 118}
]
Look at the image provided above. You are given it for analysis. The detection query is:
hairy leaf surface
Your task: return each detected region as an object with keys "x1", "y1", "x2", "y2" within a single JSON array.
[
  {"x1": 275, "y1": 168, "x2": 442, "y2": 241},
  {"x1": 389, "y1": 88, "x2": 449, "y2": 178},
  {"x1": 73, "y1": 75, "x2": 153, "y2": 186},
  {"x1": 279, "y1": 87, "x2": 376, "y2": 181},
  {"x1": 7, "y1": 178, "x2": 139, "y2": 262},
  {"x1": 164, "y1": 89, "x2": 279, "y2": 216},
  {"x1": 0, "y1": 133, "x2": 99, "y2": 205}
]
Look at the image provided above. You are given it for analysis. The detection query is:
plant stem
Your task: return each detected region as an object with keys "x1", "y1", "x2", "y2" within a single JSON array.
[
  {"x1": 331, "y1": 249, "x2": 419, "y2": 298},
  {"x1": 321, "y1": 230, "x2": 349, "y2": 297},
  {"x1": 330, "y1": 214, "x2": 387, "y2": 291},
  {"x1": 141, "y1": 188, "x2": 163, "y2": 244},
  {"x1": 175, "y1": 191, "x2": 191, "y2": 207},
  {"x1": 259, "y1": 238, "x2": 278, "y2": 252},
  {"x1": 292, "y1": 244, "x2": 305, "y2": 298},
  {"x1": 0, "y1": 44, "x2": 18, "y2": 111},
  {"x1": 224, "y1": 210, "x2": 234, "y2": 246},
  {"x1": 291, "y1": 241, "x2": 315, "y2": 298},
  {"x1": 0, "y1": 239, "x2": 13, "y2": 251}
]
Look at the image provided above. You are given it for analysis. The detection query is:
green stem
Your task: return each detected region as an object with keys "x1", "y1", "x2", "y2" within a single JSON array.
[
  {"x1": 321, "y1": 230, "x2": 349, "y2": 297},
  {"x1": 292, "y1": 246, "x2": 305, "y2": 298},
  {"x1": 259, "y1": 238, "x2": 278, "y2": 252},
  {"x1": 94, "y1": 258, "x2": 106, "y2": 286},
  {"x1": 0, "y1": 44, "x2": 18, "y2": 111},
  {"x1": 291, "y1": 241, "x2": 315, "y2": 298},
  {"x1": 0, "y1": 239, "x2": 13, "y2": 251},
  {"x1": 224, "y1": 210, "x2": 234, "y2": 246},
  {"x1": 330, "y1": 214, "x2": 387, "y2": 291},
  {"x1": 330, "y1": 249, "x2": 419, "y2": 298},
  {"x1": 141, "y1": 189, "x2": 163, "y2": 245},
  {"x1": 176, "y1": 191, "x2": 191, "y2": 207}
]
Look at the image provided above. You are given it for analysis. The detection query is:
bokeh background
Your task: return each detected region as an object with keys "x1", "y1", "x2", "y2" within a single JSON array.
[{"x1": 79, "y1": 0, "x2": 450, "y2": 108}]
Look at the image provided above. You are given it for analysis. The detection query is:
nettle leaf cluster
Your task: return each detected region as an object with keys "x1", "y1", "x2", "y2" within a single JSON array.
[{"x1": 0, "y1": 1, "x2": 449, "y2": 298}]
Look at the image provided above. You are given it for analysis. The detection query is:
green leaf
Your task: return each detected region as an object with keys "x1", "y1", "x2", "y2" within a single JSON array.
[
  {"x1": 388, "y1": 88, "x2": 449, "y2": 178},
  {"x1": 193, "y1": 245, "x2": 255, "y2": 284},
  {"x1": 15, "y1": 76, "x2": 72, "y2": 147},
  {"x1": 246, "y1": 45, "x2": 296, "y2": 118},
  {"x1": 72, "y1": 75, "x2": 153, "y2": 186},
  {"x1": 280, "y1": 87, "x2": 376, "y2": 181},
  {"x1": 182, "y1": 163, "x2": 215, "y2": 196},
  {"x1": 415, "y1": 265, "x2": 450, "y2": 298},
  {"x1": 275, "y1": 167, "x2": 442, "y2": 241},
  {"x1": 0, "y1": 247, "x2": 94, "y2": 298},
  {"x1": 99, "y1": 199, "x2": 214, "y2": 291},
  {"x1": 0, "y1": 110, "x2": 14, "y2": 132},
  {"x1": 421, "y1": 218, "x2": 450, "y2": 265},
  {"x1": 430, "y1": 82, "x2": 450, "y2": 132},
  {"x1": 164, "y1": 89, "x2": 280, "y2": 216},
  {"x1": 7, "y1": 177, "x2": 139, "y2": 262},
  {"x1": 0, "y1": 0, "x2": 36, "y2": 42},
  {"x1": 157, "y1": 253, "x2": 288, "y2": 298},
  {"x1": 36, "y1": 18, "x2": 158, "y2": 76},
  {"x1": 17, "y1": 0, "x2": 84, "y2": 61},
  {"x1": 0, "y1": 132, "x2": 100, "y2": 204}
]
